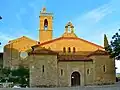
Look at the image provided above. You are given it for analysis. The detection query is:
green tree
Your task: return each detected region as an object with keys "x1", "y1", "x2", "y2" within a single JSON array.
[
  {"x1": 105, "y1": 29, "x2": 120, "y2": 60},
  {"x1": 0, "y1": 66, "x2": 29, "y2": 87},
  {"x1": 0, "y1": 67, "x2": 11, "y2": 82},
  {"x1": 11, "y1": 65, "x2": 29, "y2": 87},
  {"x1": 104, "y1": 34, "x2": 109, "y2": 48}
]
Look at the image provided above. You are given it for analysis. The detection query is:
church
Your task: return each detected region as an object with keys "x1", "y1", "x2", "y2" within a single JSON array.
[{"x1": 3, "y1": 8, "x2": 116, "y2": 87}]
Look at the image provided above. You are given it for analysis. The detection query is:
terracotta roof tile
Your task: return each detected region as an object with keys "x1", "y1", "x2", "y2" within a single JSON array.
[
  {"x1": 87, "y1": 49, "x2": 109, "y2": 57},
  {"x1": 28, "y1": 48, "x2": 58, "y2": 55},
  {"x1": 58, "y1": 55, "x2": 92, "y2": 61}
]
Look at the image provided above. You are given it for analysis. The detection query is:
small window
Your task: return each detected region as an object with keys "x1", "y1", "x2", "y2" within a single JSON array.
[
  {"x1": 87, "y1": 69, "x2": 90, "y2": 74},
  {"x1": 42, "y1": 65, "x2": 44, "y2": 73},
  {"x1": 63, "y1": 47, "x2": 66, "y2": 53},
  {"x1": 68, "y1": 47, "x2": 71, "y2": 53},
  {"x1": 61, "y1": 69, "x2": 63, "y2": 76},
  {"x1": 103, "y1": 65, "x2": 106, "y2": 72},
  {"x1": 73, "y1": 47, "x2": 76, "y2": 53}
]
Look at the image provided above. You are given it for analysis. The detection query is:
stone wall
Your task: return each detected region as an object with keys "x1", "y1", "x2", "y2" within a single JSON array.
[
  {"x1": 29, "y1": 55, "x2": 58, "y2": 87},
  {"x1": 91, "y1": 55, "x2": 116, "y2": 85},
  {"x1": 58, "y1": 61, "x2": 94, "y2": 87}
]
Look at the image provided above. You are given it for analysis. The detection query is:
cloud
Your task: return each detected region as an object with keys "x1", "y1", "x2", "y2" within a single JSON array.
[
  {"x1": 83, "y1": 4, "x2": 113, "y2": 23},
  {"x1": 0, "y1": 32, "x2": 15, "y2": 41},
  {"x1": 16, "y1": 8, "x2": 27, "y2": 21},
  {"x1": 74, "y1": 1, "x2": 114, "y2": 26},
  {"x1": 72, "y1": 0, "x2": 119, "y2": 46}
]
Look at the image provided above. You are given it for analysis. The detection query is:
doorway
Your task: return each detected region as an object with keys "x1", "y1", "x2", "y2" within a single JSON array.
[{"x1": 71, "y1": 71, "x2": 80, "y2": 86}]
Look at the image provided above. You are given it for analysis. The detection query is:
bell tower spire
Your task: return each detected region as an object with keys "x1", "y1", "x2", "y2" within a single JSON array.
[{"x1": 39, "y1": 7, "x2": 53, "y2": 43}]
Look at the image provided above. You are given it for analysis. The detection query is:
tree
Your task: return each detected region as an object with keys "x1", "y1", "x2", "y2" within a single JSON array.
[
  {"x1": 11, "y1": 65, "x2": 29, "y2": 87},
  {"x1": 0, "y1": 67, "x2": 11, "y2": 82},
  {"x1": 105, "y1": 29, "x2": 120, "y2": 60},
  {"x1": 0, "y1": 66, "x2": 29, "y2": 87},
  {"x1": 104, "y1": 34, "x2": 109, "y2": 48}
]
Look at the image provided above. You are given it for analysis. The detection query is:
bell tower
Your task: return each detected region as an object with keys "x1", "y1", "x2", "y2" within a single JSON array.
[{"x1": 39, "y1": 7, "x2": 53, "y2": 43}]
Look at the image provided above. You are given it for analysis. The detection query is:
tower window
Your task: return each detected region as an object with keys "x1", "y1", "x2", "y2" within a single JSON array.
[
  {"x1": 73, "y1": 47, "x2": 76, "y2": 53},
  {"x1": 68, "y1": 47, "x2": 71, "y2": 53},
  {"x1": 42, "y1": 65, "x2": 44, "y2": 73},
  {"x1": 63, "y1": 47, "x2": 66, "y2": 53},
  {"x1": 44, "y1": 19, "x2": 48, "y2": 30}
]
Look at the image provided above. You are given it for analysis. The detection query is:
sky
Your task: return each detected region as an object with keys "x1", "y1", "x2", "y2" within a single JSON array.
[{"x1": 0, "y1": 0, "x2": 120, "y2": 73}]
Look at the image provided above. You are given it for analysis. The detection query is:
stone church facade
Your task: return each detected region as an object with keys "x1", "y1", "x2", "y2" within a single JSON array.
[{"x1": 3, "y1": 8, "x2": 116, "y2": 87}]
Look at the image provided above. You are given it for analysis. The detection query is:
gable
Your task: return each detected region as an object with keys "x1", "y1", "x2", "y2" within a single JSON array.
[
  {"x1": 34, "y1": 37, "x2": 104, "y2": 52},
  {"x1": 5, "y1": 36, "x2": 38, "y2": 52},
  {"x1": 9, "y1": 36, "x2": 37, "y2": 43}
]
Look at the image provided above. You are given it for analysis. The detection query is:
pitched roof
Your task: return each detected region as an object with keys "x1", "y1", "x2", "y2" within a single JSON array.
[
  {"x1": 87, "y1": 49, "x2": 109, "y2": 57},
  {"x1": 33, "y1": 37, "x2": 104, "y2": 49},
  {"x1": 8, "y1": 36, "x2": 37, "y2": 44},
  {"x1": 28, "y1": 48, "x2": 58, "y2": 55},
  {"x1": 58, "y1": 55, "x2": 92, "y2": 62}
]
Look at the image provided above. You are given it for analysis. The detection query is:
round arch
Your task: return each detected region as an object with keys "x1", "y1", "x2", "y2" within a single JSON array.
[
  {"x1": 44, "y1": 19, "x2": 48, "y2": 30},
  {"x1": 71, "y1": 71, "x2": 80, "y2": 86}
]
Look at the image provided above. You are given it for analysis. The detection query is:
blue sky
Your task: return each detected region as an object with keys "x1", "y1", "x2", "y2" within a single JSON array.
[{"x1": 0, "y1": 0, "x2": 120, "y2": 73}]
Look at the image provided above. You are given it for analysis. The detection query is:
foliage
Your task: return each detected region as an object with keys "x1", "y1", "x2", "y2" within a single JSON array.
[
  {"x1": 1, "y1": 67, "x2": 11, "y2": 77},
  {"x1": 104, "y1": 34, "x2": 109, "y2": 48},
  {"x1": 105, "y1": 29, "x2": 120, "y2": 60},
  {"x1": 0, "y1": 66, "x2": 29, "y2": 87},
  {"x1": 11, "y1": 65, "x2": 29, "y2": 87}
]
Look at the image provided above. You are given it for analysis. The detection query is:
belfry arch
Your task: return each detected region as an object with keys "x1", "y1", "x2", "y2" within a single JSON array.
[
  {"x1": 44, "y1": 19, "x2": 48, "y2": 30},
  {"x1": 65, "y1": 22, "x2": 74, "y2": 33}
]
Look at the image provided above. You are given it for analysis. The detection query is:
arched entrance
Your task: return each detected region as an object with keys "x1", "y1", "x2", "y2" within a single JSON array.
[{"x1": 71, "y1": 71, "x2": 80, "y2": 86}]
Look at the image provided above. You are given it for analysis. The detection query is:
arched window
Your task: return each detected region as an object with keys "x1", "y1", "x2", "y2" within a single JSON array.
[
  {"x1": 68, "y1": 47, "x2": 71, "y2": 53},
  {"x1": 73, "y1": 47, "x2": 76, "y2": 53},
  {"x1": 44, "y1": 19, "x2": 48, "y2": 30},
  {"x1": 63, "y1": 47, "x2": 66, "y2": 53}
]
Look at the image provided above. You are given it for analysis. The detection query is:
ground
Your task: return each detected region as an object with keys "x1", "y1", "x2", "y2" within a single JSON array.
[{"x1": 0, "y1": 82, "x2": 120, "y2": 90}]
